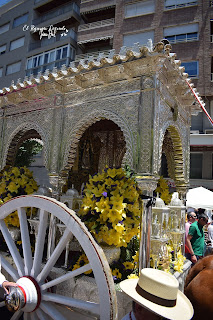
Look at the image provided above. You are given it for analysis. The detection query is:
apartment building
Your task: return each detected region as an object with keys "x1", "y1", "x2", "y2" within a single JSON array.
[
  {"x1": 0, "y1": 0, "x2": 212, "y2": 190},
  {"x1": 0, "y1": 0, "x2": 81, "y2": 85}
]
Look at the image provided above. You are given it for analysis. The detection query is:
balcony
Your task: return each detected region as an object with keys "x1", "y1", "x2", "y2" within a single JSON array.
[
  {"x1": 32, "y1": 2, "x2": 80, "y2": 26},
  {"x1": 26, "y1": 59, "x2": 68, "y2": 77},
  {"x1": 166, "y1": 33, "x2": 198, "y2": 44},
  {"x1": 190, "y1": 133, "x2": 213, "y2": 146},
  {"x1": 77, "y1": 18, "x2": 114, "y2": 45},
  {"x1": 165, "y1": 1, "x2": 197, "y2": 10},
  {"x1": 80, "y1": 0, "x2": 116, "y2": 14},
  {"x1": 29, "y1": 29, "x2": 77, "y2": 52},
  {"x1": 78, "y1": 18, "x2": 114, "y2": 32},
  {"x1": 190, "y1": 179, "x2": 213, "y2": 190},
  {"x1": 74, "y1": 49, "x2": 112, "y2": 61},
  {"x1": 34, "y1": 0, "x2": 51, "y2": 4},
  {"x1": 80, "y1": 0, "x2": 115, "y2": 6}
]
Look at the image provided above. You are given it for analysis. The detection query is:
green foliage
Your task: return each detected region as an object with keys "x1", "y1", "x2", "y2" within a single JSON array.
[
  {"x1": 120, "y1": 235, "x2": 139, "y2": 262},
  {"x1": 15, "y1": 140, "x2": 43, "y2": 167},
  {"x1": 123, "y1": 164, "x2": 136, "y2": 180}
]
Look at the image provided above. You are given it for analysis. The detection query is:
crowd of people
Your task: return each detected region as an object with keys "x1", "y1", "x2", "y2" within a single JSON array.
[{"x1": 185, "y1": 208, "x2": 212, "y2": 264}]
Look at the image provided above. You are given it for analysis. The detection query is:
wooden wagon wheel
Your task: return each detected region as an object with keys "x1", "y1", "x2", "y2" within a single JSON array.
[{"x1": 0, "y1": 195, "x2": 117, "y2": 320}]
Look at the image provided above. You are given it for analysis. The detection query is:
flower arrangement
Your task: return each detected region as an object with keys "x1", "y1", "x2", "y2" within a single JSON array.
[
  {"x1": 152, "y1": 244, "x2": 186, "y2": 274},
  {"x1": 78, "y1": 167, "x2": 141, "y2": 247},
  {"x1": 0, "y1": 166, "x2": 38, "y2": 227},
  {"x1": 155, "y1": 176, "x2": 172, "y2": 205}
]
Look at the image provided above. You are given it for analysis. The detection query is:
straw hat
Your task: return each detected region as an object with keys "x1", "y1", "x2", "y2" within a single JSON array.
[{"x1": 120, "y1": 268, "x2": 193, "y2": 320}]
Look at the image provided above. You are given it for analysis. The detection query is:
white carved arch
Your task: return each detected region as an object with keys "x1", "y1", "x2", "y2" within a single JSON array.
[
  {"x1": 61, "y1": 109, "x2": 135, "y2": 176},
  {"x1": 158, "y1": 121, "x2": 186, "y2": 183},
  {"x1": 2, "y1": 122, "x2": 49, "y2": 170}
]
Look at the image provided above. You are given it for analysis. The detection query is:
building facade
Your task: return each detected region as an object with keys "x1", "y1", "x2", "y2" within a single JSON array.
[{"x1": 0, "y1": 0, "x2": 212, "y2": 190}]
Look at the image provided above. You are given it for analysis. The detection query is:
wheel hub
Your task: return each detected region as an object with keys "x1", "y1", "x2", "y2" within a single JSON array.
[{"x1": 5, "y1": 276, "x2": 41, "y2": 313}]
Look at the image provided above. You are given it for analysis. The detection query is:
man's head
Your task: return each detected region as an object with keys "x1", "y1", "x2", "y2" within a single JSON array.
[
  {"x1": 187, "y1": 211, "x2": 197, "y2": 223},
  {"x1": 133, "y1": 301, "x2": 164, "y2": 320},
  {"x1": 197, "y1": 212, "x2": 208, "y2": 227},
  {"x1": 120, "y1": 268, "x2": 193, "y2": 320}
]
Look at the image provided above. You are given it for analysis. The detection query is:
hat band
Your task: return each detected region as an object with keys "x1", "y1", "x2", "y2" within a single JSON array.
[{"x1": 136, "y1": 284, "x2": 176, "y2": 307}]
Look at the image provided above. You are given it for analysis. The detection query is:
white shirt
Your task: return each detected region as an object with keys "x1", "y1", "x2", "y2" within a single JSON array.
[
  {"x1": 0, "y1": 273, "x2": 6, "y2": 286},
  {"x1": 122, "y1": 311, "x2": 136, "y2": 320},
  {"x1": 208, "y1": 224, "x2": 213, "y2": 247}
]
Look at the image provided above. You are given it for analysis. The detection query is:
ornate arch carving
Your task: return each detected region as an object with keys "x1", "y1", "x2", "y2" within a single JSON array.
[
  {"x1": 159, "y1": 123, "x2": 185, "y2": 185},
  {"x1": 2, "y1": 122, "x2": 49, "y2": 169},
  {"x1": 61, "y1": 110, "x2": 134, "y2": 176}
]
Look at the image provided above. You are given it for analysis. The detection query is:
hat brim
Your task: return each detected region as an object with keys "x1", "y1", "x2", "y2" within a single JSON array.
[{"x1": 120, "y1": 279, "x2": 193, "y2": 320}]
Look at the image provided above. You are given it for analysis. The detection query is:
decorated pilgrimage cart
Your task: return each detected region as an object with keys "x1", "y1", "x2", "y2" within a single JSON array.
[{"x1": 0, "y1": 42, "x2": 203, "y2": 319}]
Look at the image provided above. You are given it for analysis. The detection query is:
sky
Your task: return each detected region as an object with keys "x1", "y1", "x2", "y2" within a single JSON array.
[{"x1": 0, "y1": 0, "x2": 13, "y2": 7}]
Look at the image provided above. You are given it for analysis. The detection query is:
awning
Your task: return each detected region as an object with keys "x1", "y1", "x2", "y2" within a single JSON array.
[
  {"x1": 186, "y1": 187, "x2": 213, "y2": 210},
  {"x1": 78, "y1": 35, "x2": 113, "y2": 45}
]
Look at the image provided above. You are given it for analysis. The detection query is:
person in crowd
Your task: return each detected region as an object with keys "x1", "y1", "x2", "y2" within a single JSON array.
[
  {"x1": 207, "y1": 214, "x2": 213, "y2": 254},
  {"x1": 186, "y1": 211, "x2": 208, "y2": 265},
  {"x1": 184, "y1": 255, "x2": 213, "y2": 320},
  {"x1": 120, "y1": 268, "x2": 193, "y2": 320},
  {"x1": 185, "y1": 209, "x2": 197, "y2": 238},
  {"x1": 185, "y1": 209, "x2": 197, "y2": 259}
]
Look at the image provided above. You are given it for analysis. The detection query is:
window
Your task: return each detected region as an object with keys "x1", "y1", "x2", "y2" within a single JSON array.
[
  {"x1": 26, "y1": 45, "x2": 71, "y2": 76},
  {"x1": 13, "y1": 13, "x2": 28, "y2": 28},
  {"x1": 190, "y1": 153, "x2": 202, "y2": 179},
  {"x1": 181, "y1": 61, "x2": 198, "y2": 78},
  {"x1": 10, "y1": 37, "x2": 25, "y2": 51},
  {"x1": 0, "y1": 44, "x2": 6, "y2": 55},
  {"x1": 211, "y1": 57, "x2": 213, "y2": 82},
  {"x1": 210, "y1": 1, "x2": 213, "y2": 7},
  {"x1": 125, "y1": 0, "x2": 155, "y2": 18},
  {"x1": 165, "y1": 0, "x2": 197, "y2": 10},
  {"x1": 191, "y1": 112, "x2": 203, "y2": 132},
  {"x1": 212, "y1": 153, "x2": 213, "y2": 179},
  {"x1": 0, "y1": 23, "x2": 9, "y2": 35},
  {"x1": 0, "y1": 68, "x2": 3, "y2": 77},
  {"x1": 211, "y1": 20, "x2": 213, "y2": 43},
  {"x1": 164, "y1": 23, "x2": 198, "y2": 43},
  {"x1": 6, "y1": 61, "x2": 21, "y2": 75},
  {"x1": 123, "y1": 30, "x2": 154, "y2": 48}
]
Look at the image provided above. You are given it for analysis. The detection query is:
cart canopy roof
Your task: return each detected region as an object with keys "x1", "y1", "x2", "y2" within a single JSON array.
[{"x1": 186, "y1": 187, "x2": 213, "y2": 210}]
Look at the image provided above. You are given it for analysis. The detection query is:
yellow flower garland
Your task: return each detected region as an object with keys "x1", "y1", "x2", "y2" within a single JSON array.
[
  {"x1": 155, "y1": 176, "x2": 172, "y2": 205},
  {"x1": 0, "y1": 166, "x2": 38, "y2": 227},
  {"x1": 78, "y1": 167, "x2": 141, "y2": 247}
]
